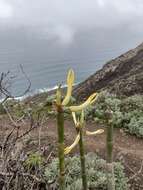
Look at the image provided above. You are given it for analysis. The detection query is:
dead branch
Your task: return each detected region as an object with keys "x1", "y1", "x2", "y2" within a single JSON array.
[
  {"x1": 0, "y1": 172, "x2": 43, "y2": 182},
  {"x1": 128, "y1": 160, "x2": 143, "y2": 182}
]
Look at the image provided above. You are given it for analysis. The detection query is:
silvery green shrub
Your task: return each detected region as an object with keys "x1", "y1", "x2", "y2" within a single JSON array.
[
  {"x1": 84, "y1": 91, "x2": 143, "y2": 137},
  {"x1": 126, "y1": 116, "x2": 143, "y2": 137},
  {"x1": 44, "y1": 153, "x2": 128, "y2": 190}
]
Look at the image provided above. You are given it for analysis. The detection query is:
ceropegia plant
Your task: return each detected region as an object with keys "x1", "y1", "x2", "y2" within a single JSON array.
[
  {"x1": 64, "y1": 111, "x2": 104, "y2": 190},
  {"x1": 55, "y1": 69, "x2": 104, "y2": 190},
  {"x1": 55, "y1": 69, "x2": 74, "y2": 190},
  {"x1": 105, "y1": 109, "x2": 115, "y2": 190}
]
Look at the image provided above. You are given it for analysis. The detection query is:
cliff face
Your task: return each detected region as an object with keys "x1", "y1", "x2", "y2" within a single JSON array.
[{"x1": 74, "y1": 43, "x2": 143, "y2": 100}]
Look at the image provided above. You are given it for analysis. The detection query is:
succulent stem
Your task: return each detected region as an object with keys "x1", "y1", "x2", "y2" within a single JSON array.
[
  {"x1": 56, "y1": 87, "x2": 65, "y2": 190},
  {"x1": 78, "y1": 127, "x2": 87, "y2": 190},
  {"x1": 106, "y1": 124, "x2": 113, "y2": 163},
  {"x1": 106, "y1": 110, "x2": 115, "y2": 190}
]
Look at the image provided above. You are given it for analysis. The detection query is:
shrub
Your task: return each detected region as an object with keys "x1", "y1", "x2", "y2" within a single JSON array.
[
  {"x1": 125, "y1": 115, "x2": 143, "y2": 137},
  {"x1": 120, "y1": 98, "x2": 143, "y2": 137},
  {"x1": 44, "y1": 153, "x2": 128, "y2": 190},
  {"x1": 25, "y1": 152, "x2": 44, "y2": 170},
  {"x1": 84, "y1": 91, "x2": 143, "y2": 137},
  {"x1": 84, "y1": 91, "x2": 122, "y2": 121},
  {"x1": 121, "y1": 95, "x2": 143, "y2": 112}
]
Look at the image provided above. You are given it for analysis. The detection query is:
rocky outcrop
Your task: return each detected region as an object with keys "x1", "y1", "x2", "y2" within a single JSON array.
[{"x1": 74, "y1": 43, "x2": 143, "y2": 100}]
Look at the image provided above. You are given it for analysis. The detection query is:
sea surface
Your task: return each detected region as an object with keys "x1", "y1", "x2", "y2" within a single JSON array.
[{"x1": 0, "y1": 27, "x2": 142, "y2": 97}]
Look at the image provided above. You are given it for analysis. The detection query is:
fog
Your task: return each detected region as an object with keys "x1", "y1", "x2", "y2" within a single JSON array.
[
  {"x1": 0, "y1": 0, "x2": 143, "y2": 45},
  {"x1": 0, "y1": 0, "x2": 143, "y2": 95}
]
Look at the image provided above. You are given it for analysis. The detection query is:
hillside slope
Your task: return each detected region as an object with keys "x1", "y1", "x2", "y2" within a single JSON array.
[{"x1": 74, "y1": 43, "x2": 143, "y2": 100}]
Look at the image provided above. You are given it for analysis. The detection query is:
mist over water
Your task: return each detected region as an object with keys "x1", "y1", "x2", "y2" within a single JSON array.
[
  {"x1": 0, "y1": 26, "x2": 142, "y2": 96},
  {"x1": 0, "y1": 0, "x2": 143, "y2": 96}
]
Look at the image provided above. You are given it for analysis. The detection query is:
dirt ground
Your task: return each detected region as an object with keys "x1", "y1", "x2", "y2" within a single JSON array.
[{"x1": 0, "y1": 117, "x2": 143, "y2": 190}]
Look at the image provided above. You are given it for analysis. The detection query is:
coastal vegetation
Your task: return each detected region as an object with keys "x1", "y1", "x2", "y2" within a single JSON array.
[
  {"x1": 84, "y1": 92, "x2": 143, "y2": 138},
  {"x1": 0, "y1": 69, "x2": 142, "y2": 190}
]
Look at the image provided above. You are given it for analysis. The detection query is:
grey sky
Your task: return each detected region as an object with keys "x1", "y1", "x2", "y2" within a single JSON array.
[{"x1": 0, "y1": 0, "x2": 143, "y2": 44}]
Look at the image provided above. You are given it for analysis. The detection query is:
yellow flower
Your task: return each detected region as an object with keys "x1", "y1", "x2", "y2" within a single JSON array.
[
  {"x1": 72, "y1": 112, "x2": 77, "y2": 126},
  {"x1": 62, "y1": 69, "x2": 75, "y2": 106},
  {"x1": 72, "y1": 110, "x2": 84, "y2": 128},
  {"x1": 86, "y1": 129, "x2": 104, "y2": 136},
  {"x1": 69, "y1": 93, "x2": 98, "y2": 112},
  {"x1": 64, "y1": 133, "x2": 80, "y2": 155}
]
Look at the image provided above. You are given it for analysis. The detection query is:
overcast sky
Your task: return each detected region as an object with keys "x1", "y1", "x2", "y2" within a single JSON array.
[{"x1": 0, "y1": 0, "x2": 143, "y2": 44}]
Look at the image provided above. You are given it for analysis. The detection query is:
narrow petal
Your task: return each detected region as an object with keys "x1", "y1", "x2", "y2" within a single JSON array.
[
  {"x1": 72, "y1": 112, "x2": 77, "y2": 126},
  {"x1": 86, "y1": 129, "x2": 104, "y2": 136},
  {"x1": 62, "y1": 69, "x2": 75, "y2": 106},
  {"x1": 64, "y1": 133, "x2": 80, "y2": 155},
  {"x1": 90, "y1": 93, "x2": 99, "y2": 104},
  {"x1": 69, "y1": 93, "x2": 97, "y2": 112}
]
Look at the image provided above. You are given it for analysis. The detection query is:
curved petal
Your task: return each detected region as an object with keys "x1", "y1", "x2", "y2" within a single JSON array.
[
  {"x1": 69, "y1": 93, "x2": 97, "y2": 112},
  {"x1": 72, "y1": 112, "x2": 77, "y2": 126},
  {"x1": 64, "y1": 133, "x2": 80, "y2": 155},
  {"x1": 62, "y1": 69, "x2": 75, "y2": 106},
  {"x1": 86, "y1": 129, "x2": 104, "y2": 136}
]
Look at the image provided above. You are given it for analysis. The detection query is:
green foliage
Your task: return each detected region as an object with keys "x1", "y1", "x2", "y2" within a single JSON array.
[
  {"x1": 121, "y1": 95, "x2": 143, "y2": 112},
  {"x1": 25, "y1": 152, "x2": 44, "y2": 169},
  {"x1": 116, "y1": 95, "x2": 143, "y2": 137},
  {"x1": 125, "y1": 115, "x2": 143, "y2": 137},
  {"x1": 44, "y1": 153, "x2": 128, "y2": 190},
  {"x1": 84, "y1": 91, "x2": 143, "y2": 137},
  {"x1": 84, "y1": 91, "x2": 122, "y2": 121}
]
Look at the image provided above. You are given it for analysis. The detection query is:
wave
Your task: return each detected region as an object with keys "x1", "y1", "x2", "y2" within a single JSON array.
[
  {"x1": 15, "y1": 84, "x2": 67, "y2": 101},
  {"x1": 0, "y1": 83, "x2": 78, "y2": 102}
]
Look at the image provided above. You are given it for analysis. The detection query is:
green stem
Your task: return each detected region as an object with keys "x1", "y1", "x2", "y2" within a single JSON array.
[
  {"x1": 78, "y1": 128, "x2": 87, "y2": 190},
  {"x1": 106, "y1": 124, "x2": 113, "y2": 163},
  {"x1": 106, "y1": 123, "x2": 115, "y2": 190},
  {"x1": 57, "y1": 105, "x2": 65, "y2": 190}
]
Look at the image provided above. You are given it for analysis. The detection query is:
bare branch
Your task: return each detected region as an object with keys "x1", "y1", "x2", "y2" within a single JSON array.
[{"x1": 128, "y1": 160, "x2": 143, "y2": 182}]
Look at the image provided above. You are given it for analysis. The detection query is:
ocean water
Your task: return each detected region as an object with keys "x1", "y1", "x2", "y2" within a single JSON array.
[{"x1": 0, "y1": 28, "x2": 142, "y2": 97}]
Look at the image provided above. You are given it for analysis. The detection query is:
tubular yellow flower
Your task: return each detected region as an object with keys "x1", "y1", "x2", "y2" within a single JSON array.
[
  {"x1": 90, "y1": 93, "x2": 99, "y2": 104},
  {"x1": 72, "y1": 111, "x2": 84, "y2": 129},
  {"x1": 69, "y1": 93, "x2": 98, "y2": 112},
  {"x1": 64, "y1": 133, "x2": 80, "y2": 155},
  {"x1": 62, "y1": 69, "x2": 75, "y2": 106},
  {"x1": 86, "y1": 129, "x2": 104, "y2": 136}
]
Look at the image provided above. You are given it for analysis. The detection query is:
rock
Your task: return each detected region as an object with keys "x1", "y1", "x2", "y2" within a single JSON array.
[{"x1": 74, "y1": 43, "x2": 143, "y2": 100}]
